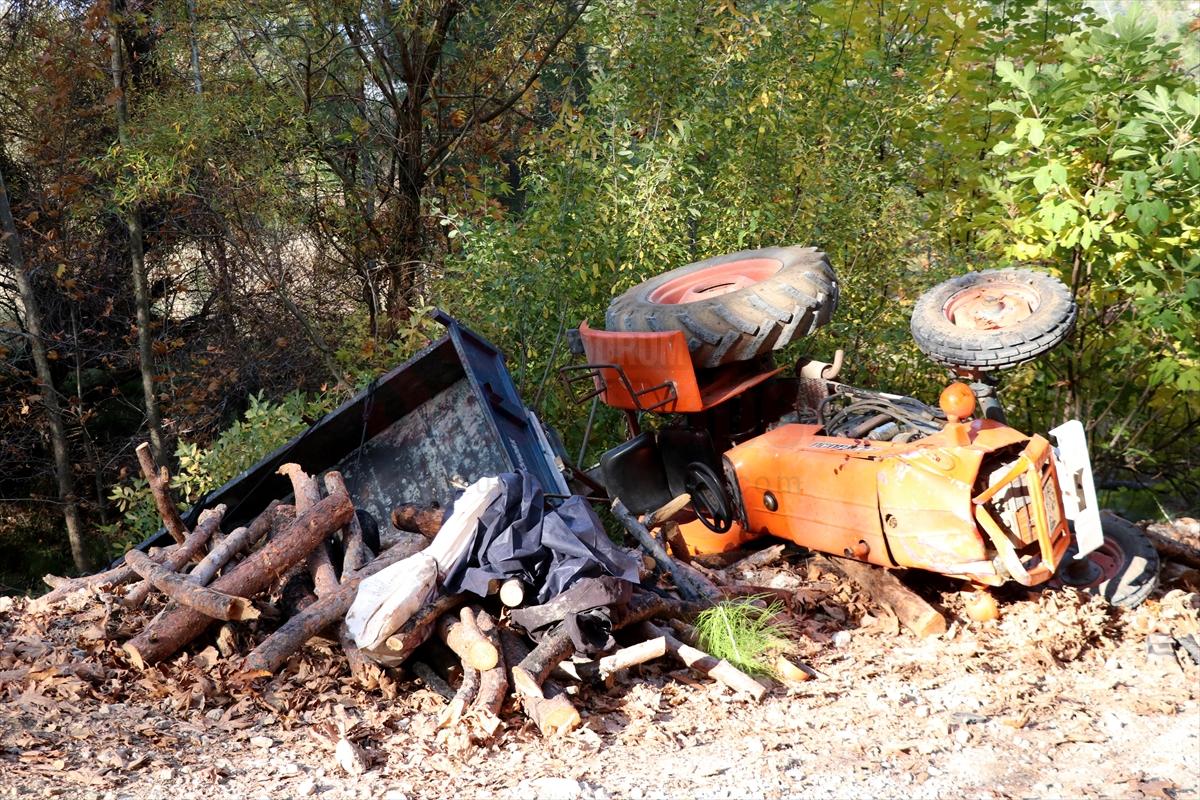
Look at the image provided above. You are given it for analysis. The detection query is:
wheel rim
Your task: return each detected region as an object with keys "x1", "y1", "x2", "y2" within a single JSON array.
[
  {"x1": 942, "y1": 280, "x2": 1041, "y2": 331},
  {"x1": 1057, "y1": 537, "x2": 1127, "y2": 590},
  {"x1": 648, "y1": 258, "x2": 782, "y2": 305}
]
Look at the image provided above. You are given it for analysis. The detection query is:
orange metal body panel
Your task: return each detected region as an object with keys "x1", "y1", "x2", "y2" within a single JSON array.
[
  {"x1": 578, "y1": 322, "x2": 780, "y2": 413},
  {"x1": 700, "y1": 418, "x2": 1072, "y2": 585},
  {"x1": 677, "y1": 519, "x2": 761, "y2": 556}
]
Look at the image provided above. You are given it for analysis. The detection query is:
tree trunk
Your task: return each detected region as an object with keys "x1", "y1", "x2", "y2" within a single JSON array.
[
  {"x1": 109, "y1": 4, "x2": 167, "y2": 465},
  {"x1": 0, "y1": 155, "x2": 90, "y2": 572}
]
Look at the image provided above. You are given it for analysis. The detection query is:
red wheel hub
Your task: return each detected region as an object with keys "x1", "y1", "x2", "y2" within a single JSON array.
[
  {"x1": 1056, "y1": 537, "x2": 1127, "y2": 589},
  {"x1": 648, "y1": 258, "x2": 782, "y2": 305},
  {"x1": 942, "y1": 281, "x2": 1040, "y2": 330}
]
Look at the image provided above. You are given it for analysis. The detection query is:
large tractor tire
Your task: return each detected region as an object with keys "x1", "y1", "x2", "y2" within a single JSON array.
[
  {"x1": 911, "y1": 268, "x2": 1076, "y2": 372},
  {"x1": 605, "y1": 246, "x2": 839, "y2": 368}
]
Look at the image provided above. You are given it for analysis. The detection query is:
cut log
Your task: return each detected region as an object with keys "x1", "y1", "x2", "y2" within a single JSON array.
[
  {"x1": 124, "y1": 550, "x2": 259, "y2": 621},
  {"x1": 136, "y1": 442, "x2": 188, "y2": 545},
  {"x1": 123, "y1": 505, "x2": 226, "y2": 608},
  {"x1": 379, "y1": 592, "x2": 464, "y2": 665},
  {"x1": 645, "y1": 493, "x2": 691, "y2": 528},
  {"x1": 612, "y1": 499, "x2": 719, "y2": 602},
  {"x1": 817, "y1": 555, "x2": 946, "y2": 638},
  {"x1": 728, "y1": 544, "x2": 787, "y2": 574},
  {"x1": 498, "y1": 578, "x2": 525, "y2": 608},
  {"x1": 641, "y1": 620, "x2": 768, "y2": 701},
  {"x1": 411, "y1": 660, "x2": 456, "y2": 701},
  {"x1": 512, "y1": 631, "x2": 575, "y2": 700},
  {"x1": 238, "y1": 541, "x2": 419, "y2": 677},
  {"x1": 571, "y1": 637, "x2": 667, "y2": 684},
  {"x1": 511, "y1": 589, "x2": 694, "y2": 698},
  {"x1": 437, "y1": 606, "x2": 499, "y2": 671},
  {"x1": 471, "y1": 610, "x2": 507, "y2": 726},
  {"x1": 279, "y1": 464, "x2": 339, "y2": 595},
  {"x1": 390, "y1": 503, "x2": 443, "y2": 538},
  {"x1": 438, "y1": 663, "x2": 479, "y2": 728},
  {"x1": 1142, "y1": 521, "x2": 1200, "y2": 569},
  {"x1": 773, "y1": 655, "x2": 814, "y2": 684},
  {"x1": 124, "y1": 491, "x2": 353, "y2": 668},
  {"x1": 187, "y1": 506, "x2": 272, "y2": 587},
  {"x1": 499, "y1": 628, "x2": 581, "y2": 737},
  {"x1": 32, "y1": 546, "x2": 179, "y2": 611},
  {"x1": 324, "y1": 471, "x2": 370, "y2": 573}
]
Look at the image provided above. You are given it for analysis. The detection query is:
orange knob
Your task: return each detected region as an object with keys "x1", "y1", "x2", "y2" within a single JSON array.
[{"x1": 939, "y1": 382, "x2": 976, "y2": 423}]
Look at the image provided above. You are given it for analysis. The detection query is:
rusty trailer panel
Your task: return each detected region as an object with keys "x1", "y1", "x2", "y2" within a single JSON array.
[{"x1": 139, "y1": 313, "x2": 568, "y2": 549}]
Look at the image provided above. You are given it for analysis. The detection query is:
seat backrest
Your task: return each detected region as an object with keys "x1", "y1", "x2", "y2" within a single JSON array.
[{"x1": 578, "y1": 321, "x2": 703, "y2": 412}]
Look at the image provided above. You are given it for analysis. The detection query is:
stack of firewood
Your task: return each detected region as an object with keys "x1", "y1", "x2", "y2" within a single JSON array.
[{"x1": 32, "y1": 444, "x2": 786, "y2": 742}]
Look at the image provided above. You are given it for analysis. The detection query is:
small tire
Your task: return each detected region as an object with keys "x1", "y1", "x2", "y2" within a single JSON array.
[
  {"x1": 911, "y1": 269, "x2": 1076, "y2": 372},
  {"x1": 1051, "y1": 512, "x2": 1159, "y2": 608},
  {"x1": 606, "y1": 246, "x2": 839, "y2": 368}
]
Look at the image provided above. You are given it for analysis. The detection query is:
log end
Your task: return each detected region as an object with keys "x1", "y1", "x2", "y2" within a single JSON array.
[
  {"x1": 466, "y1": 642, "x2": 500, "y2": 672},
  {"x1": 122, "y1": 643, "x2": 148, "y2": 671},
  {"x1": 511, "y1": 665, "x2": 545, "y2": 699},
  {"x1": 532, "y1": 695, "x2": 581, "y2": 737},
  {"x1": 498, "y1": 579, "x2": 525, "y2": 608}
]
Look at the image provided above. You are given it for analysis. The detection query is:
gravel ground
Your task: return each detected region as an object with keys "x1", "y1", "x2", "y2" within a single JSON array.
[{"x1": 2, "y1": 563, "x2": 1198, "y2": 800}]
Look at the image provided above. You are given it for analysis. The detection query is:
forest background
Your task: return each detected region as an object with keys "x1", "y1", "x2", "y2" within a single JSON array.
[{"x1": 1, "y1": 0, "x2": 1197, "y2": 589}]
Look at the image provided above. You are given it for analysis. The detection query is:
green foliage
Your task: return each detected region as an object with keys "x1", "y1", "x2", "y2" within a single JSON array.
[
  {"x1": 694, "y1": 596, "x2": 797, "y2": 677},
  {"x1": 104, "y1": 391, "x2": 333, "y2": 549},
  {"x1": 977, "y1": 11, "x2": 1200, "y2": 477}
]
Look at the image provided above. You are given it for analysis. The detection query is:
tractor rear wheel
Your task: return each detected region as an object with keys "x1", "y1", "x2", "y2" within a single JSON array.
[
  {"x1": 605, "y1": 246, "x2": 839, "y2": 368},
  {"x1": 911, "y1": 268, "x2": 1076, "y2": 372},
  {"x1": 1050, "y1": 512, "x2": 1159, "y2": 608}
]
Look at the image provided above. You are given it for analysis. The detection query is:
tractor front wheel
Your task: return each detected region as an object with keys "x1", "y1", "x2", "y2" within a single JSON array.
[
  {"x1": 911, "y1": 268, "x2": 1076, "y2": 372},
  {"x1": 1050, "y1": 512, "x2": 1159, "y2": 608}
]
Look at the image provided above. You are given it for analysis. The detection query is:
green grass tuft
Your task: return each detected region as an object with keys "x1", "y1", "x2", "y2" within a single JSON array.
[{"x1": 694, "y1": 596, "x2": 797, "y2": 677}]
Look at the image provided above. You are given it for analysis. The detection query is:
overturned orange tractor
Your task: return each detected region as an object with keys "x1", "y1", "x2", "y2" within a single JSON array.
[{"x1": 564, "y1": 246, "x2": 1158, "y2": 607}]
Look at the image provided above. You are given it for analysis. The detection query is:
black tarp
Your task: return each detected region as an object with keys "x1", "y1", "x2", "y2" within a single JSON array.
[{"x1": 440, "y1": 472, "x2": 640, "y2": 606}]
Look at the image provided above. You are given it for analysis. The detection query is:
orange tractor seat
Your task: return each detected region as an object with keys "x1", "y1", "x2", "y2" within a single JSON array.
[{"x1": 576, "y1": 321, "x2": 781, "y2": 413}]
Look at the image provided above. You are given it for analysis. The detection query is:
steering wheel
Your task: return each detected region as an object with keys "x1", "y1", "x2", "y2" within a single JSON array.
[{"x1": 684, "y1": 462, "x2": 734, "y2": 533}]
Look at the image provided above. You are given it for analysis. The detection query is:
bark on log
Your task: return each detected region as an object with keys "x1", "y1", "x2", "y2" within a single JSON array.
[
  {"x1": 32, "y1": 546, "x2": 178, "y2": 611},
  {"x1": 124, "y1": 550, "x2": 259, "y2": 621},
  {"x1": 187, "y1": 502, "x2": 276, "y2": 587},
  {"x1": 612, "y1": 499, "x2": 719, "y2": 602},
  {"x1": 379, "y1": 593, "x2": 465, "y2": 664},
  {"x1": 390, "y1": 504, "x2": 443, "y2": 538},
  {"x1": 411, "y1": 660, "x2": 456, "y2": 701},
  {"x1": 438, "y1": 663, "x2": 479, "y2": 728},
  {"x1": 279, "y1": 464, "x2": 339, "y2": 595},
  {"x1": 1141, "y1": 518, "x2": 1200, "y2": 569},
  {"x1": 124, "y1": 491, "x2": 353, "y2": 668},
  {"x1": 500, "y1": 628, "x2": 580, "y2": 737},
  {"x1": 817, "y1": 555, "x2": 947, "y2": 638},
  {"x1": 511, "y1": 589, "x2": 699, "y2": 698},
  {"x1": 641, "y1": 621, "x2": 768, "y2": 701},
  {"x1": 471, "y1": 610, "x2": 507, "y2": 726},
  {"x1": 238, "y1": 541, "x2": 419, "y2": 677},
  {"x1": 136, "y1": 442, "x2": 187, "y2": 545},
  {"x1": 728, "y1": 544, "x2": 787, "y2": 574},
  {"x1": 437, "y1": 606, "x2": 499, "y2": 671},
  {"x1": 571, "y1": 637, "x2": 667, "y2": 684},
  {"x1": 512, "y1": 631, "x2": 575, "y2": 699},
  {"x1": 124, "y1": 505, "x2": 226, "y2": 607},
  {"x1": 324, "y1": 471, "x2": 370, "y2": 573}
]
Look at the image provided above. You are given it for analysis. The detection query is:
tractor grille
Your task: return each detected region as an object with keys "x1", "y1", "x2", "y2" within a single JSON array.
[{"x1": 983, "y1": 456, "x2": 1061, "y2": 546}]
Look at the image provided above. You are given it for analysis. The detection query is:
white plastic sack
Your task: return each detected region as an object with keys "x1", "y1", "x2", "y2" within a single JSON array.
[{"x1": 345, "y1": 476, "x2": 502, "y2": 650}]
